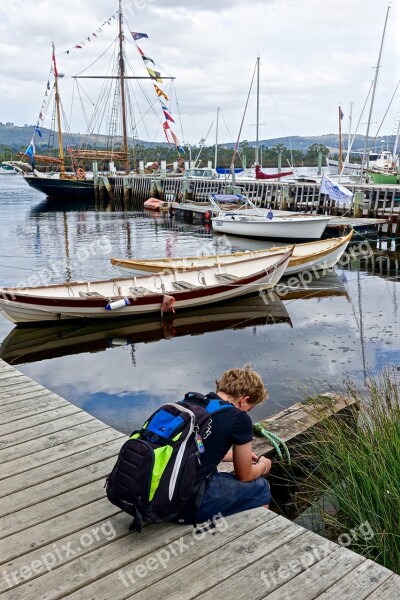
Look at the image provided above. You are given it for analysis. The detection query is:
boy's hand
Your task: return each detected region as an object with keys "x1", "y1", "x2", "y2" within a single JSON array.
[
  {"x1": 251, "y1": 452, "x2": 259, "y2": 464},
  {"x1": 258, "y1": 456, "x2": 272, "y2": 474}
]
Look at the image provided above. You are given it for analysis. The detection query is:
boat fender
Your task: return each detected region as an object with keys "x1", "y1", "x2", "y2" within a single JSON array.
[
  {"x1": 105, "y1": 298, "x2": 130, "y2": 310},
  {"x1": 161, "y1": 294, "x2": 175, "y2": 317}
]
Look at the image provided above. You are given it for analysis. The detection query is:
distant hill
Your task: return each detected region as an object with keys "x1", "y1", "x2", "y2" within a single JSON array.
[
  {"x1": 0, "y1": 123, "x2": 396, "y2": 154},
  {"x1": 0, "y1": 124, "x2": 162, "y2": 151}
]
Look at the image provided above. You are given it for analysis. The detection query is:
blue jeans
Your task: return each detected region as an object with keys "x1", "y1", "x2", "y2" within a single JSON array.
[{"x1": 175, "y1": 471, "x2": 271, "y2": 524}]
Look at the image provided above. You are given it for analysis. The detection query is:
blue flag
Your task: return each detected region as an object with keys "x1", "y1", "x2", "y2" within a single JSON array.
[
  {"x1": 24, "y1": 138, "x2": 35, "y2": 165},
  {"x1": 131, "y1": 31, "x2": 148, "y2": 41},
  {"x1": 177, "y1": 146, "x2": 185, "y2": 155},
  {"x1": 35, "y1": 127, "x2": 42, "y2": 138}
]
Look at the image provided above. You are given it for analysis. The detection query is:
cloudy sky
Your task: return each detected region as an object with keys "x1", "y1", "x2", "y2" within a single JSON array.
[{"x1": 0, "y1": 0, "x2": 400, "y2": 145}]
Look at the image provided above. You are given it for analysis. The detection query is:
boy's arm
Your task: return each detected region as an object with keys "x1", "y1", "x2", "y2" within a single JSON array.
[
  {"x1": 232, "y1": 442, "x2": 271, "y2": 482},
  {"x1": 223, "y1": 448, "x2": 259, "y2": 463}
]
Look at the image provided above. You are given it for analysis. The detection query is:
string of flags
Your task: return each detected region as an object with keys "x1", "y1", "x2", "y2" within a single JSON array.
[
  {"x1": 25, "y1": 52, "x2": 56, "y2": 164},
  {"x1": 60, "y1": 12, "x2": 117, "y2": 55},
  {"x1": 131, "y1": 31, "x2": 185, "y2": 155}
]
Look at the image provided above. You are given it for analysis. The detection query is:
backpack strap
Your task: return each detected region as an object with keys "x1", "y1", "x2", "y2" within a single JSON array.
[
  {"x1": 182, "y1": 391, "x2": 234, "y2": 415},
  {"x1": 128, "y1": 507, "x2": 143, "y2": 533}
]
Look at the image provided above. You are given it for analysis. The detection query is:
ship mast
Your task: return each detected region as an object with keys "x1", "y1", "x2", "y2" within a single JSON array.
[
  {"x1": 53, "y1": 43, "x2": 65, "y2": 178},
  {"x1": 118, "y1": 0, "x2": 129, "y2": 173},
  {"x1": 338, "y1": 106, "x2": 343, "y2": 174},
  {"x1": 255, "y1": 56, "x2": 260, "y2": 166},
  {"x1": 360, "y1": 5, "x2": 390, "y2": 181}
]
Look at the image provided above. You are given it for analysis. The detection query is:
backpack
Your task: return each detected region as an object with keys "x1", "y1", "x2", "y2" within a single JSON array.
[{"x1": 105, "y1": 392, "x2": 233, "y2": 532}]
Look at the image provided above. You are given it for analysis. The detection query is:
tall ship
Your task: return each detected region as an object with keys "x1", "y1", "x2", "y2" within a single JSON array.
[{"x1": 14, "y1": 1, "x2": 183, "y2": 200}]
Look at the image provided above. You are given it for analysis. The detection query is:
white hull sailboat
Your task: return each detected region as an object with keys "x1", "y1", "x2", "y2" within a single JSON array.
[
  {"x1": 0, "y1": 250, "x2": 292, "y2": 324},
  {"x1": 111, "y1": 232, "x2": 353, "y2": 277}
]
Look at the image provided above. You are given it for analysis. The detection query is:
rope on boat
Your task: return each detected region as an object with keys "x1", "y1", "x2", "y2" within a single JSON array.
[{"x1": 253, "y1": 422, "x2": 291, "y2": 464}]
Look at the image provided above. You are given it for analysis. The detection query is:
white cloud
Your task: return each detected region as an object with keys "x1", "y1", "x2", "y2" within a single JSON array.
[{"x1": 0, "y1": 0, "x2": 399, "y2": 143}]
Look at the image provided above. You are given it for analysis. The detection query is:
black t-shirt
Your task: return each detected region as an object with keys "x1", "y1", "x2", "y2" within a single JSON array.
[{"x1": 194, "y1": 392, "x2": 253, "y2": 485}]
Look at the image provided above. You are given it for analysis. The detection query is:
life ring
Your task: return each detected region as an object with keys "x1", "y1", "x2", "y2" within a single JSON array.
[{"x1": 76, "y1": 167, "x2": 85, "y2": 180}]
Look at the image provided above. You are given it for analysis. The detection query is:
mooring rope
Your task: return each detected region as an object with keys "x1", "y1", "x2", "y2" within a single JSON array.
[{"x1": 253, "y1": 422, "x2": 291, "y2": 464}]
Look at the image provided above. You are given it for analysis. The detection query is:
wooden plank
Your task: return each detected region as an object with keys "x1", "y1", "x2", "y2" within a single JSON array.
[
  {"x1": 122, "y1": 515, "x2": 303, "y2": 600},
  {"x1": 0, "y1": 385, "x2": 51, "y2": 406},
  {"x1": 258, "y1": 547, "x2": 366, "y2": 599},
  {"x1": 0, "y1": 412, "x2": 95, "y2": 450},
  {"x1": 0, "y1": 511, "x2": 136, "y2": 594},
  {"x1": 196, "y1": 527, "x2": 337, "y2": 600},
  {"x1": 0, "y1": 379, "x2": 43, "y2": 398},
  {"x1": 0, "y1": 454, "x2": 117, "y2": 519},
  {"x1": 0, "y1": 405, "x2": 81, "y2": 437},
  {"x1": 0, "y1": 435, "x2": 124, "y2": 497},
  {"x1": 0, "y1": 480, "x2": 113, "y2": 541},
  {"x1": 252, "y1": 392, "x2": 356, "y2": 457},
  {"x1": 0, "y1": 369, "x2": 27, "y2": 382},
  {"x1": 8, "y1": 510, "x2": 276, "y2": 600},
  {"x1": 0, "y1": 390, "x2": 66, "y2": 415},
  {"x1": 0, "y1": 419, "x2": 109, "y2": 464},
  {"x1": 0, "y1": 394, "x2": 69, "y2": 425},
  {"x1": 0, "y1": 498, "x2": 119, "y2": 566},
  {"x1": 315, "y1": 559, "x2": 393, "y2": 599},
  {"x1": 365, "y1": 574, "x2": 400, "y2": 599}
]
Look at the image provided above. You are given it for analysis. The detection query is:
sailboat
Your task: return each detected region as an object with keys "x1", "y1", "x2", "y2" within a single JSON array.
[{"x1": 18, "y1": 1, "x2": 183, "y2": 200}]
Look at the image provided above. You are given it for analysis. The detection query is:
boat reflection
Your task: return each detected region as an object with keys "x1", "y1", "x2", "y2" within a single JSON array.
[
  {"x1": 276, "y1": 271, "x2": 350, "y2": 301},
  {"x1": 0, "y1": 293, "x2": 291, "y2": 365}
]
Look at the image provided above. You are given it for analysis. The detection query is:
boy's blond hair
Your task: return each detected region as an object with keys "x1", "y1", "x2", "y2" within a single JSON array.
[{"x1": 216, "y1": 365, "x2": 268, "y2": 406}]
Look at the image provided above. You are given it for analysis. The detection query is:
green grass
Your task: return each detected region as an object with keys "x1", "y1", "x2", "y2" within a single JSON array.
[{"x1": 298, "y1": 371, "x2": 400, "y2": 574}]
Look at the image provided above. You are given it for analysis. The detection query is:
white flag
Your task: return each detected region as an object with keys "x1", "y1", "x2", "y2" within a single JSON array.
[{"x1": 320, "y1": 174, "x2": 353, "y2": 207}]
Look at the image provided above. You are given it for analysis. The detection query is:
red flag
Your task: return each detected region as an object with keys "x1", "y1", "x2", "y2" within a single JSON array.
[{"x1": 163, "y1": 121, "x2": 171, "y2": 143}]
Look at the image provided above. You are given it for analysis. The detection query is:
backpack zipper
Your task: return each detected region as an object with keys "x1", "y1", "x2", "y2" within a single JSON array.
[{"x1": 164, "y1": 403, "x2": 196, "y2": 501}]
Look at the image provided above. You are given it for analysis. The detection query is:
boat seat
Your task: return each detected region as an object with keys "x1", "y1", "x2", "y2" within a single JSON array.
[
  {"x1": 172, "y1": 281, "x2": 200, "y2": 291},
  {"x1": 129, "y1": 286, "x2": 153, "y2": 296},
  {"x1": 78, "y1": 291, "x2": 104, "y2": 298},
  {"x1": 215, "y1": 273, "x2": 239, "y2": 282}
]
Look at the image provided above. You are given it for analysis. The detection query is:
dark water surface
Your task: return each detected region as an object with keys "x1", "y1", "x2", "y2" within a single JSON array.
[{"x1": 0, "y1": 176, "x2": 399, "y2": 434}]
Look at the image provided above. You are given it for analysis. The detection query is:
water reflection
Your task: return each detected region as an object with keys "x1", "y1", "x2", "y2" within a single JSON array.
[
  {"x1": 0, "y1": 176, "x2": 399, "y2": 435},
  {"x1": 0, "y1": 294, "x2": 291, "y2": 365}
]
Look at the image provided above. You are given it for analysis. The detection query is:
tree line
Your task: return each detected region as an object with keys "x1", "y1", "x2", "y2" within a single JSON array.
[{"x1": 0, "y1": 142, "x2": 331, "y2": 169}]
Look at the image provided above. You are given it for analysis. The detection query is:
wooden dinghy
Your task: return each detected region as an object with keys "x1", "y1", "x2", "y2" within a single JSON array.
[
  {"x1": 0, "y1": 294, "x2": 291, "y2": 364},
  {"x1": 0, "y1": 249, "x2": 292, "y2": 324},
  {"x1": 111, "y1": 231, "x2": 353, "y2": 277}
]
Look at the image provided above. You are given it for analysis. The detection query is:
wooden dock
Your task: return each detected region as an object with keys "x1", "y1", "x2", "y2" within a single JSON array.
[{"x1": 1, "y1": 359, "x2": 399, "y2": 599}]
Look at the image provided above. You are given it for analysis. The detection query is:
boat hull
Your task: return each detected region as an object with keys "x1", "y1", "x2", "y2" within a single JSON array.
[
  {"x1": 24, "y1": 175, "x2": 95, "y2": 200},
  {"x1": 368, "y1": 171, "x2": 400, "y2": 185},
  {"x1": 111, "y1": 233, "x2": 353, "y2": 278},
  {"x1": 211, "y1": 216, "x2": 331, "y2": 240},
  {"x1": 0, "y1": 251, "x2": 291, "y2": 324}
]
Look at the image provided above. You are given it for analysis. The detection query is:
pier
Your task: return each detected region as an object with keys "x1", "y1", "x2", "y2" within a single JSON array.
[
  {"x1": 1, "y1": 359, "x2": 399, "y2": 599},
  {"x1": 126, "y1": 174, "x2": 400, "y2": 214}
]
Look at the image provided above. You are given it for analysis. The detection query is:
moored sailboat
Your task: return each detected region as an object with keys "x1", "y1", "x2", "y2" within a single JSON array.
[{"x1": 20, "y1": 1, "x2": 183, "y2": 200}]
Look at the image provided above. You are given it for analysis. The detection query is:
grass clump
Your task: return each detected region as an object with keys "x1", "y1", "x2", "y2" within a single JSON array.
[{"x1": 299, "y1": 370, "x2": 400, "y2": 574}]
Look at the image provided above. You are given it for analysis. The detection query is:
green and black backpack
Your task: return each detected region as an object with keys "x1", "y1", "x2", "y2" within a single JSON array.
[{"x1": 105, "y1": 392, "x2": 233, "y2": 532}]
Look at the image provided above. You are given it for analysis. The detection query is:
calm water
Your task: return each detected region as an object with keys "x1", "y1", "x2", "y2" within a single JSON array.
[{"x1": 0, "y1": 175, "x2": 399, "y2": 434}]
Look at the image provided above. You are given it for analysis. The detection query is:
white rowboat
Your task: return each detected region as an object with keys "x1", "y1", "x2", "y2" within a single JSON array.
[
  {"x1": 209, "y1": 194, "x2": 332, "y2": 240},
  {"x1": 0, "y1": 249, "x2": 292, "y2": 324},
  {"x1": 111, "y1": 232, "x2": 353, "y2": 278}
]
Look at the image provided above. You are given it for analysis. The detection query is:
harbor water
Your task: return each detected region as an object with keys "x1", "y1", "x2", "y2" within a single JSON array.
[{"x1": 0, "y1": 175, "x2": 399, "y2": 434}]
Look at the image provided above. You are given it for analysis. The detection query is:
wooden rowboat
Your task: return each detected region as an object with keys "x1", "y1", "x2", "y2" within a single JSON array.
[
  {"x1": 0, "y1": 249, "x2": 292, "y2": 324},
  {"x1": 111, "y1": 231, "x2": 353, "y2": 278}
]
